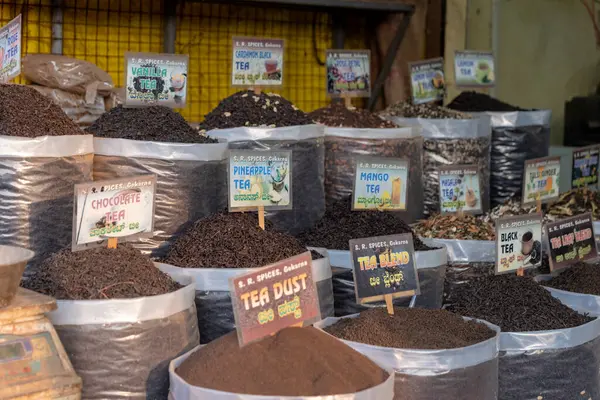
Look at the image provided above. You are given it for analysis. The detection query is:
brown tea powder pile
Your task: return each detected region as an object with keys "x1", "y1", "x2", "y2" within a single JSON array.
[
  {"x1": 543, "y1": 262, "x2": 600, "y2": 295},
  {"x1": 309, "y1": 102, "x2": 397, "y2": 128},
  {"x1": 22, "y1": 245, "x2": 181, "y2": 299},
  {"x1": 325, "y1": 308, "x2": 495, "y2": 349},
  {"x1": 163, "y1": 212, "x2": 318, "y2": 268},
  {"x1": 176, "y1": 327, "x2": 388, "y2": 396},
  {"x1": 0, "y1": 84, "x2": 83, "y2": 137}
]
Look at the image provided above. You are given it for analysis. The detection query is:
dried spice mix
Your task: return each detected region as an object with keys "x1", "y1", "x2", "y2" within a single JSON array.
[
  {"x1": 414, "y1": 214, "x2": 496, "y2": 241},
  {"x1": 379, "y1": 101, "x2": 471, "y2": 120},
  {"x1": 310, "y1": 102, "x2": 397, "y2": 128}
]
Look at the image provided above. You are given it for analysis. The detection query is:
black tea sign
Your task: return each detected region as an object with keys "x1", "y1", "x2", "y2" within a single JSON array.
[
  {"x1": 349, "y1": 233, "x2": 419, "y2": 304},
  {"x1": 546, "y1": 213, "x2": 598, "y2": 271}
]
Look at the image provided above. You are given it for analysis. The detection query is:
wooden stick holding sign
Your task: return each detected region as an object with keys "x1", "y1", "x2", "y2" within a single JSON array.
[
  {"x1": 258, "y1": 206, "x2": 265, "y2": 230},
  {"x1": 384, "y1": 294, "x2": 394, "y2": 315},
  {"x1": 107, "y1": 237, "x2": 118, "y2": 249}
]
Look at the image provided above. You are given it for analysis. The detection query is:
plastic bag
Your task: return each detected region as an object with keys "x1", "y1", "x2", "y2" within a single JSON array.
[
  {"x1": 498, "y1": 285, "x2": 600, "y2": 400},
  {"x1": 388, "y1": 116, "x2": 491, "y2": 216},
  {"x1": 323, "y1": 127, "x2": 423, "y2": 223},
  {"x1": 29, "y1": 85, "x2": 106, "y2": 128},
  {"x1": 22, "y1": 54, "x2": 114, "y2": 100},
  {"x1": 420, "y1": 238, "x2": 495, "y2": 264},
  {"x1": 48, "y1": 265, "x2": 200, "y2": 400},
  {"x1": 327, "y1": 248, "x2": 447, "y2": 316},
  {"x1": 156, "y1": 253, "x2": 334, "y2": 344},
  {"x1": 93, "y1": 138, "x2": 228, "y2": 258},
  {"x1": 475, "y1": 111, "x2": 551, "y2": 207},
  {"x1": 315, "y1": 315, "x2": 500, "y2": 400},
  {"x1": 169, "y1": 346, "x2": 395, "y2": 400},
  {"x1": 209, "y1": 125, "x2": 325, "y2": 235},
  {"x1": 0, "y1": 134, "x2": 93, "y2": 271}
]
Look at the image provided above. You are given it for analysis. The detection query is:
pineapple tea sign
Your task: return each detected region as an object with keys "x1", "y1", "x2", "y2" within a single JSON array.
[
  {"x1": 352, "y1": 156, "x2": 409, "y2": 211},
  {"x1": 229, "y1": 150, "x2": 292, "y2": 211}
]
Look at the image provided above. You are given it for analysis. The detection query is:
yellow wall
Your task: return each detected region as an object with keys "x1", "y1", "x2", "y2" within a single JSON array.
[
  {"x1": 494, "y1": 0, "x2": 600, "y2": 144},
  {"x1": 0, "y1": 0, "x2": 353, "y2": 122}
]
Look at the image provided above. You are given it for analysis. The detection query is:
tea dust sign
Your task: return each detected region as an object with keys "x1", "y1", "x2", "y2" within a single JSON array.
[
  {"x1": 546, "y1": 213, "x2": 598, "y2": 272},
  {"x1": 454, "y1": 50, "x2": 495, "y2": 87},
  {"x1": 229, "y1": 252, "x2": 320, "y2": 346},
  {"x1": 349, "y1": 233, "x2": 420, "y2": 305},
  {"x1": 409, "y1": 57, "x2": 445, "y2": 104},
  {"x1": 352, "y1": 156, "x2": 409, "y2": 211},
  {"x1": 326, "y1": 50, "x2": 370, "y2": 98},
  {"x1": 572, "y1": 145, "x2": 599, "y2": 189},
  {"x1": 438, "y1": 165, "x2": 482, "y2": 214},
  {"x1": 124, "y1": 52, "x2": 189, "y2": 108},
  {"x1": 232, "y1": 36, "x2": 284, "y2": 87},
  {"x1": 72, "y1": 175, "x2": 156, "y2": 251},
  {"x1": 522, "y1": 156, "x2": 561, "y2": 207},
  {"x1": 0, "y1": 14, "x2": 21, "y2": 82},
  {"x1": 496, "y1": 213, "x2": 543, "y2": 274},
  {"x1": 228, "y1": 150, "x2": 292, "y2": 212}
]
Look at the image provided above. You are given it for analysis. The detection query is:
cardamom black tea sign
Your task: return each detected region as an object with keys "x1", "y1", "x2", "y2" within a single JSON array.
[{"x1": 546, "y1": 213, "x2": 598, "y2": 272}]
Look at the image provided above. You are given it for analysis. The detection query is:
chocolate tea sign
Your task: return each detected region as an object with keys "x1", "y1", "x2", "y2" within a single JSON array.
[{"x1": 349, "y1": 233, "x2": 420, "y2": 304}]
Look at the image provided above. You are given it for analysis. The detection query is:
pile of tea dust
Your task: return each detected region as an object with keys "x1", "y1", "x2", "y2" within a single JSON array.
[
  {"x1": 297, "y1": 197, "x2": 430, "y2": 251},
  {"x1": 162, "y1": 212, "x2": 319, "y2": 268},
  {"x1": 22, "y1": 245, "x2": 181, "y2": 299},
  {"x1": 447, "y1": 274, "x2": 593, "y2": 332},
  {"x1": 176, "y1": 326, "x2": 388, "y2": 396},
  {"x1": 325, "y1": 308, "x2": 494, "y2": 349},
  {"x1": 543, "y1": 262, "x2": 600, "y2": 295}
]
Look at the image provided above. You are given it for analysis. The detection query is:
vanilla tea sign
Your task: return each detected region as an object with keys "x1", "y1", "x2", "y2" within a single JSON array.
[
  {"x1": 546, "y1": 213, "x2": 598, "y2": 271},
  {"x1": 72, "y1": 175, "x2": 156, "y2": 251},
  {"x1": 522, "y1": 156, "x2": 561, "y2": 206},
  {"x1": 125, "y1": 52, "x2": 189, "y2": 108},
  {"x1": 352, "y1": 156, "x2": 409, "y2": 211},
  {"x1": 349, "y1": 233, "x2": 419, "y2": 304},
  {"x1": 228, "y1": 150, "x2": 292, "y2": 211},
  {"x1": 496, "y1": 213, "x2": 543, "y2": 274}
]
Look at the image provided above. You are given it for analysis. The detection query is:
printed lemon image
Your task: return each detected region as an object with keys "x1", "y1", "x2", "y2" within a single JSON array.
[{"x1": 476, "y1": 61, "x2": 493, "y2": 84}]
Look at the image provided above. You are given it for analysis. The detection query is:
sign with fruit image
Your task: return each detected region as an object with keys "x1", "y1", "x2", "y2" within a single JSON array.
[
  {"x1": 522, "y1": 156, "x2": 561, "y2": 207},
  {"x1": 454, "y1": 50, "x2": 495, "y2": 87},
  {"x1": 228, "y1": 150, "x2": 292, "y2": 211},
  {"x1": 409, "y1": 57, "x2": 445, "y2": 104},
  {"x1": 351, "y1": 156, "x2": 409, "y2": 211}
]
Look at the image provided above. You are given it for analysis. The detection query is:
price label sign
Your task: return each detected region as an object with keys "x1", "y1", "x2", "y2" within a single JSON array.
[
  {"x1": 229, "y1": 252, "x2": 320, "y2": 346},
  {"x1": 326, "y1": 50, "x2": 370, "y2": 98},
  {"x1": 546, "y1": 213, "x2": 598, "y2": 272},
  {"x1": 349, "y1": 233, "x2": 419, "y2": 304},
  {"x1": 454, "y1": 50, "x2": 495, "y2": 87},
  {"x1": 231, "y1": 36, "x2": 284, "y2": 87},
  {"x1": 438, "y1": 165, "x2": 482, "y2": 214},
  {"x1": 352, "y1": 156, "x2": 409, "y2": 211},
  {"x1": 72, "y1": 175, "x2": 156, "y2": 251},
  {"x1": 228, "y1": 150, "x2": 292, "y2": 212},
  {"x1": 0, "y1": 15, "x2": 22, "y2": 82},
  {"x1": 522, "y1": 156, "x2": 561, "y2": 206},
  {"x1": 572, "y1": 145, "x2": 599, "y2": 189},
  {"x1": 496, "y1": 213, "x2": 543, "y2": 274},
  {"x1": 409, "y1": 57, "x2": 445, "y2": 104},
  {"x1": 124, "y1": 52, "x2": 189, "y2": 108}
]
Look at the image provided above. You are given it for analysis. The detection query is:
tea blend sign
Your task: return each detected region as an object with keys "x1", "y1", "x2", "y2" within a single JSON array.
[
  {"x1": 454, "y1": 50, "x2": 495, "y2": 87},
  {"x1": 522, "y1": 156, "x2": 561, "y2": 206},
  {"x1": 0, "y1": 15, "x2": 21, "y2": 82},
  {"x1": 409, "y1": 57, "x2": 445, "y2": 104},
  {"x1": 352, "y1": 156, "x2": 409, "y2": 211},
  {"x1": 229, "y1": 252, "x2": 320, "y2": 346},
  {"x1": 125, "y1": 52, "x2": 189, "y2": 108},
  {"x1": 326, "y1": 50, "x2": 370, "y2": 98},
  {"x1": 546, "y1": 213, "x2": 598, "y2": 271},
  {"x1": 572, "y1": 145, "x2": 599, "y2": 189},
  {"x1": 228, "y1": 150, "x2": 292, "y2": 211},
  {"x1": 438, "y1": 165, "x2": 482, "y2": 214},
  {"x1": 232, "y1": 37, "x2": 284, "y2": 87},
  {"x1": 496, "y1": 213, "x2": 543, "y2": 274},
  {"x1": 72, "y1": 175, "x2": 156, "y2": 251},
  {"x1": 349, "y1": 233, "x2": 419, "y2": 304}
]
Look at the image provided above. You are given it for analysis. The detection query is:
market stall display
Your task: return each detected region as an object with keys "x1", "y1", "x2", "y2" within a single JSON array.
[
  {"x1": 312, "y1": 103, "x2": 424, "y2": 223},
  {"x1": 297, "y1": 197, "x2": 447, "y2": 313},
  {"x1": 448, "y1": 92, "x2": 551, "y2": 207},
  {"x1": 380, "y1": 102, "x2": 491, "y2": 216},
  {"x1": 0, "y1": 84, "x2": 93, "y2": 271},
  {"x1": 446, "y1": 274, "x2": 600, "y2": 400},
  {"x1": 160, "y1": 211, "x2": 333, "y2": 343},
  {"x1": 169, "y1": 326, "x2": 394, "y2": 399},
  {"x1": 209, "y1": 121, "x2": 325, "y2": 235},
  {"x1": 317, "y1": 308, "x2": 499, "y2": 400},
  {"x1": 88, "y1": 105, "x2": 228, "y2": 257},
  {"x1": 22, "y1": 245, "x2": 199, "y2": 399}
]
